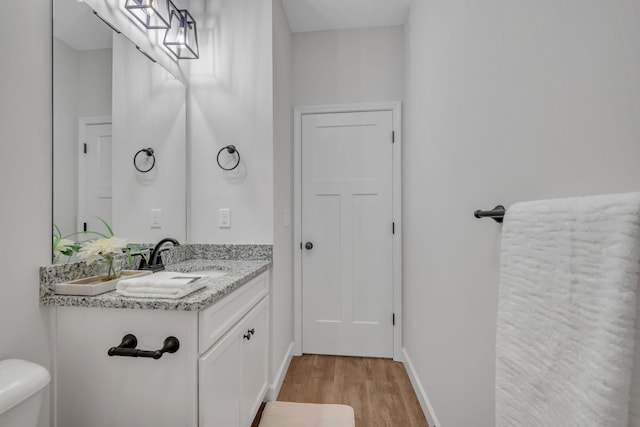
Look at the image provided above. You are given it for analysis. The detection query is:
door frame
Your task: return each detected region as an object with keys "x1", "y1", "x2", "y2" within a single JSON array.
[
  {"x1": 293, "y1": 102, "x2": 402, "y2": 361},
  {"x1": 77, "y1": 116, "x2": 112, "y2": 234}
]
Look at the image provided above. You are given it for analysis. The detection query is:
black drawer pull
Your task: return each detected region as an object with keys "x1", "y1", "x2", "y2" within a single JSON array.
[{"x1": 108, "y1": 334, "x2": 180, "y2": 359}]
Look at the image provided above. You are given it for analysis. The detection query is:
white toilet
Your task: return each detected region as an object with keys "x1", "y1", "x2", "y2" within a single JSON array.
[{"x1": 0, "y1": 359, "x2": 50, "y2": 427}]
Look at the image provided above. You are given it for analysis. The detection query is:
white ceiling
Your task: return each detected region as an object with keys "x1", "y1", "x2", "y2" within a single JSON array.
[
  {"x1": 54, "y1": 0, "x2": 113, "y2": 51},
  {"x1": 281, "y1": 0, "x2": 411, "y2": 33}
]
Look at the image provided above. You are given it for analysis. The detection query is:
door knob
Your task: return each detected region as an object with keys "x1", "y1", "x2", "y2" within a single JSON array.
[{"x1": 305, "y1": 242, "x2": 313, "y2": 250}]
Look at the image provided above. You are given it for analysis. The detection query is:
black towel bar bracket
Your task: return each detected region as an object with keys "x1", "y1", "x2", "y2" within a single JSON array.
[
  {"x1": 108, "y1": 334, "x2": 180, "y2": 359},
  {"x1": 474, "y1": 205, "x2": 506, "y2": 223}
]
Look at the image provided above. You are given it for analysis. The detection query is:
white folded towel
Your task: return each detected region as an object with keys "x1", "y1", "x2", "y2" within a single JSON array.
[
  {"x1": 116, "y1": 272, "x2": 207, "y2": 299},
  {"x1": 496, "y1": 193, "x2": 640, "y2": 427},
  {"x1": 630, "y1": 294, "x2": 640, "y2": 427}
]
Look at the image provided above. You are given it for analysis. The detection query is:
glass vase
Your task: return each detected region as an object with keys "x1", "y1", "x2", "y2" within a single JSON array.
[{"x1": 98, "y1": 255, "x2": 123, "y2": 281}]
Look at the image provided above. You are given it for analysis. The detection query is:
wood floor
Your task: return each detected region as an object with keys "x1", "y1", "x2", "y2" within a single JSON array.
[{"x1": 252, "y1": 354, "x2": 428, "y2": 427}]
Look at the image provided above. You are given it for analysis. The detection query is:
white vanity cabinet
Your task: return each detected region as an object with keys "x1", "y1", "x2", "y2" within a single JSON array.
[
  {"x1": 199, "y1": 297, "x2": 269, "y2": 427},
  {"x1": 54, "y1": 270, "x2": 270, "y2": 427}
]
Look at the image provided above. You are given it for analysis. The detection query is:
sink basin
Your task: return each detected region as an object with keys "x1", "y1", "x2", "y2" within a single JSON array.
[{"x1": 188, "y1": 270, "x2": 228, "y2": 279}]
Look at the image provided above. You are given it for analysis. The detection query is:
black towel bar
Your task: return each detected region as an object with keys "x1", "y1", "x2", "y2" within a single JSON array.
[
  {"x1": 474, "y1": 205, "x2": 506, "y2": 223},
  {"x1": 108, "y1": 334, "x2": 180, "y2": 359}
]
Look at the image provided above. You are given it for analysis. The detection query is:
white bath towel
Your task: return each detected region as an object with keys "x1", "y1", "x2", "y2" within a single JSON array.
[
  {"x1": 116, "y1": 272, "x2": 206, "y2": 299},
  {"x1": 496, "y1": 192, "x2": 640, "y2": 427}
]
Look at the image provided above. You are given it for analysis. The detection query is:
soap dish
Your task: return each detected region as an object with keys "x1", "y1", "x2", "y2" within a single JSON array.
[{"x1": 55, "y1": 270, "x2": 152, "y2": 296}]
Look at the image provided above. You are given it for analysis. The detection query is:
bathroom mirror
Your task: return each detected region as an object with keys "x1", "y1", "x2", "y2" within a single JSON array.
[{"x1": 53, "y1": 0, "x2": 187, "y2": 262}]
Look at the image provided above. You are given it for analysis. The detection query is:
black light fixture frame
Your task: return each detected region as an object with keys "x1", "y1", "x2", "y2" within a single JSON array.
[
  {"x1": 163, "y1": 2, "x2": 199, "y2": 60},
  {"x1": 124, "y1": 0, "x2": 171, "y2": 30}
]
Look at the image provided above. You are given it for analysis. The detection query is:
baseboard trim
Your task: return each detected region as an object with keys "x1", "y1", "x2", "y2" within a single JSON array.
[
  {"x1": 266, "y1": 342, "x2": 294, "y2": 401},
  {"x1": 402, "y1": 348, "x2": 441, "y2": 427}
]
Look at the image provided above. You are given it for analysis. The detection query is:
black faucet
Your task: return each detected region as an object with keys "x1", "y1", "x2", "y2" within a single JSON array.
[{"x1": 140, "y1": 238, "x2": 180, "y2": 271}]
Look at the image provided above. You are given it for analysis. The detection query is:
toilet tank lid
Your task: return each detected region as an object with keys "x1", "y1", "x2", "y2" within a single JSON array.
[{"x1": 0, "y1": 359, "x2": 50, "y2": 415}]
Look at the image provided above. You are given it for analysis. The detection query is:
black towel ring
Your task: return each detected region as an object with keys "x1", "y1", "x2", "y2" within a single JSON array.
[
  {"x1": 216, "y1": 145, "x2": 240, "y2": 171},
  {"x1": 134, "y1": 148, "x2": 156, "y2": 173}
]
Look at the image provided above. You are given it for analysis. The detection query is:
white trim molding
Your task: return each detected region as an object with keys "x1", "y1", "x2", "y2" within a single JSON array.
[
  {"x1": 403, "y1": 348, "x2": 441, "y2": 427},
  {"x1": 293, "y1": 101, "x2": 403, "y2": 361},
  {"x1": 266, "y1": 342, "x2": 294, "y2": 401}
]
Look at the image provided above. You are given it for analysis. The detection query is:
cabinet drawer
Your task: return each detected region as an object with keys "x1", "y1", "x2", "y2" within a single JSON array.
[{"x1": 199, "y1": 271, "x2": 268, "y2": 354}]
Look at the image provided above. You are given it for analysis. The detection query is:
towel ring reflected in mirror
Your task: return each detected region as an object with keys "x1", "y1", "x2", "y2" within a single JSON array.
[
  {"x1": 216, "y1": 145, "x2": 241, "y2": 171},
  {"x1": 134, "y1": 148, "x2": 156, "y2": 173}
]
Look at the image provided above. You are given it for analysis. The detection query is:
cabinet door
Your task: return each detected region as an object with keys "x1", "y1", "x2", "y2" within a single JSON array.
[
  {"x1": 56, "y1": 307, "x2": 198, "y2": 427},
  {"x1": 241, "y1": 297, "x2": 270, "y2": 426},
  {"x1": 199, "y1": 321, "x2": 243, "y2": 427}
]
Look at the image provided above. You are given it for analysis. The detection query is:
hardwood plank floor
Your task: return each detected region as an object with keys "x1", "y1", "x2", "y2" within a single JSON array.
[{"x1": 252, "y1": 354, "x2": 428, "y2": 427}]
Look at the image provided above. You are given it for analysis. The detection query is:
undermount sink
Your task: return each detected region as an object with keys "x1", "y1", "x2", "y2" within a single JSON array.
[
  {"x1": 165, "y1": 259, "x2": 230, "y2": 278},
  {"x1": 188, "y1": 270, "x2": 228, "y2": 279}
]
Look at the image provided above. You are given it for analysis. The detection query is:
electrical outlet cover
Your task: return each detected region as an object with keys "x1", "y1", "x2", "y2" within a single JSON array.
[{"x1": 218, "y1": 209, "x2": 231, "y2": 228}]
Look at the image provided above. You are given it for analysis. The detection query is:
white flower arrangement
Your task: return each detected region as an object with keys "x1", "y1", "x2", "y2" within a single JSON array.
[
  {"x1": 77, "y1": 236, "x2": 129, "y2": 265},
  {"x1": 53, "y1": 218, "x2": 147, "y2": 277}
]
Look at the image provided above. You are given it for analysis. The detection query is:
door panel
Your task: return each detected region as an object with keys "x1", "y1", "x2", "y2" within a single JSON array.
[
  {"x1": 241, "y1": 297, "x2": 269, "y2": 426},
  {"x1": 302, "y1": 110, "x2": 394, "y2": 358},
  {"x1": 79, "y1": 121, "x2": 112, "y2": 233},
  {"x1": 199, "y1": 321, "x2": 242, "y2": 427}
]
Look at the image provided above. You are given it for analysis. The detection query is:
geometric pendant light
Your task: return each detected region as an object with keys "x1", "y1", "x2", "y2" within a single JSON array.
[
  {"x1": 163, "y1": 3, "x2": 199, "y2": 59},
  {"x1": 124, "y1": 0, "x2": 171, "y2": 30}
]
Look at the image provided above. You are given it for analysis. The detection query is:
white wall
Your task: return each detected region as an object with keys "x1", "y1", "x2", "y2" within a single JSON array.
[
  {"x1": 293, "y1": 26, "x2": 404, "y2": 105},
  {"x1": 84, "y1": 0, "x2": 189, "y2": 84},
  {"x1": 53, "y1": 39, "x2": 112, "y2": 239},
  {"x1": 271, "y1": 0, "x2": 294, "y2": 395},
  {"x1": 112, "y1": 34, "x2": 187, "y2": 243},
  {"x1": 76, "y1": 48, "x2": 113, "y2": 116},
  {"x1": 0, "y1": 2, "x2": 52, "y2": 427},
  {"x1": 188, "y1": 0, "x2": 274, "y2": 244},
  {"x1": 403, "y1": 1, "x2": 640, "y2": 426}
]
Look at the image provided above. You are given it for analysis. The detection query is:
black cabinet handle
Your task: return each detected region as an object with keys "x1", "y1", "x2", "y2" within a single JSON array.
[
  {"x1": 305, "y1": 242, "x2": 313, "y2": 250},
  {"x1": 108, "y1": 335, "x2": 180, "y2": 359},
  {"x1": 243, "y1": 328, "x2": 256, "y2": 341}
]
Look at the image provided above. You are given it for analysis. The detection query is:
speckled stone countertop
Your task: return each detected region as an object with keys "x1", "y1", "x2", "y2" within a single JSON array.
[{"x1": 40, "y1": 244, "x2": 272, "y2": 311}]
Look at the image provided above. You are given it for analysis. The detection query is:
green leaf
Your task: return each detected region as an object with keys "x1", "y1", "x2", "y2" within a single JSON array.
[{"x1": 95, "y1": 216, "x2": 114, "y2": 236}]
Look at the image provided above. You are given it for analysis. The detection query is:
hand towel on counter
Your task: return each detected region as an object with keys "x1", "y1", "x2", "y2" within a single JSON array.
[
  {"x1": 630, "y1": 294, "x2": 640, "y2": 427},
  {"x1": 116, "y1": 272, "x2": 207, "y2": 299},
  {"x1": 496, "y1": 192, "x2": 640, "y2": 427}
]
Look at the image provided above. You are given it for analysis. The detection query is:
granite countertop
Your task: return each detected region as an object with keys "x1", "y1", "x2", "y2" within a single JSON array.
[{"x1": 40, "y1": 244, "x2": 272, "y2": 311}]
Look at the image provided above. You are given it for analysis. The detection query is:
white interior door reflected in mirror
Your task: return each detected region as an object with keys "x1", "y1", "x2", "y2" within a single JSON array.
[{"x1": 78, "y1": 118, "x2": 112, "y2": 234}]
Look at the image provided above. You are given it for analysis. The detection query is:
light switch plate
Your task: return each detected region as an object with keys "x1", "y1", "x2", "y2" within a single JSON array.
[
  {"x1": 150, "y1": 209, "x2": 162, "y2": 229},
  {"x1": 218, "y1": 209, "x2": 231, "y2": 228}
]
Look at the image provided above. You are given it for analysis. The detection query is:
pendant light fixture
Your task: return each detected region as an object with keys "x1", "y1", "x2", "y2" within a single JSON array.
[
  {"x1": 163, "y1": 2, "x2": 199, "y2": 59},
  {"x1": 124, "y1": 0, "x2": 171, "y2": 30}
]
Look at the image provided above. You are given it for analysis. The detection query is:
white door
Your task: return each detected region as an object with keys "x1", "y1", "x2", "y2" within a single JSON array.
[
  {"x1": 79, "y1": 120, "x2": 112, "y2": 234},
  {"x1": 302, "y1": 110, "x2": 394, "y2": 358}
]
